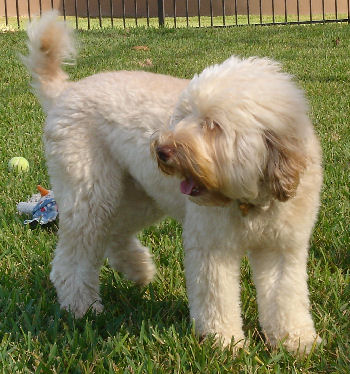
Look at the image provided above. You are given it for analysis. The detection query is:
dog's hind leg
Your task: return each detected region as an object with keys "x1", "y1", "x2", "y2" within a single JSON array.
[
  {"x1": 104, "y1": 178, "x2": 164, "y2": 286},
  {"x1": 48, "y1": 146, "x2": 124, "y2": 318},
  {"x1": 106, "y1": 236, "x2": 156, "y2": 286}
]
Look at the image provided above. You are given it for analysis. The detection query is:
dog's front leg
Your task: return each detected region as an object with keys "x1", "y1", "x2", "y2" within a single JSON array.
[
  {"x1": 182, "y1": 205, "x2": 245, "y2": 350},
  {"x1": 249, "y1": 242, "x2": 321, "y2": 354}
]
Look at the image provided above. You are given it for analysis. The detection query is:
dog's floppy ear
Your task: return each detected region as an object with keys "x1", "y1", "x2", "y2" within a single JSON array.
[{"x1": 264, "y1": 130, "x2": 306, "y2": 202}]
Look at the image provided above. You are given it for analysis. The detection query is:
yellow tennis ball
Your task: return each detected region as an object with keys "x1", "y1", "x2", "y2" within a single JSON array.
[{"x1": 8, "y1": 157, "x2": 29, "y2": 173}]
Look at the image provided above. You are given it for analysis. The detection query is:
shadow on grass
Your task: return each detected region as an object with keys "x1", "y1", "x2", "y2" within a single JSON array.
[
  {"x1": 98, "y1": 277, "x2": 190, "y2": 339},
  {"x1": 0, "y1": 267, "x2": 191, "y2": 344}
]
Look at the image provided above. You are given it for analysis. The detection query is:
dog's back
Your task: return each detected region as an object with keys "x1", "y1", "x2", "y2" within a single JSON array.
[{"x1": 23, "y1": 12, "x2": 188, "y2": 133}]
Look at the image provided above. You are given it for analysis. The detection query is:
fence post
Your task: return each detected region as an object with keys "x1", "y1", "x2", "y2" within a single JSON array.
[{"x1": 158, "y1": 0, "x2": 164, "y2": 27}]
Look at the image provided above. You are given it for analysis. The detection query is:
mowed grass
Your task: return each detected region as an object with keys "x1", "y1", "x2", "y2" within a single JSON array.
[{"x1": 0, "y1": 23, "x2": 349, "y2": 373}]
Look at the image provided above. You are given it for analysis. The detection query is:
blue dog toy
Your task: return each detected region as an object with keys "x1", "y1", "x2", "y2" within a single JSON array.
[{"x1": 17, "y1": 185, "x2": 58, "y2": 225}]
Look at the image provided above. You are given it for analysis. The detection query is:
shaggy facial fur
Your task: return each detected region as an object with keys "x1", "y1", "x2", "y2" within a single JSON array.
[{"x1": 24, "y1": 12, "x2": 322, "y2": 354}]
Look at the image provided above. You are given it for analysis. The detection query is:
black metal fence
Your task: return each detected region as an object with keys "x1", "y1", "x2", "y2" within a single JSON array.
[{"x1": 1, "y1": 0, "x2": 349, "y2": 29}]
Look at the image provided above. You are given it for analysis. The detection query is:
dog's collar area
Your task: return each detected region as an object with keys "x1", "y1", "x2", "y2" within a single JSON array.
[
  {"x1": 237, "y1": 200, "x2": 254, "y2": 216},
  {"x1": 237, "y1": 199, "x2": 273, "y2": 216}
]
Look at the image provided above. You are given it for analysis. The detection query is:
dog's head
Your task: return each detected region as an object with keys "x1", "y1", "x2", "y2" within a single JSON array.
[{"x1": 152, "y1": 56, "x2": 309, "y2": 206}]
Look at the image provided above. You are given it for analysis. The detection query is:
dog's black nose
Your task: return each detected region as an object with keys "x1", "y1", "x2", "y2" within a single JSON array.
[{"x1": 156, "y1": 146, "x2": 173, "y2": 162}]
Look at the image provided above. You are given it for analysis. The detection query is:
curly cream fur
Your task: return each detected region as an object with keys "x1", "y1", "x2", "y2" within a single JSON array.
[{"x1": 25, "y1": 12, "x2": 322, "y2": 354}]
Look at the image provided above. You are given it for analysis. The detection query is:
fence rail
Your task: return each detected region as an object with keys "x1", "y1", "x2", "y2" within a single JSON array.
[{"x1": 1, "y1": 0, "x2": 349, "y2": 29}]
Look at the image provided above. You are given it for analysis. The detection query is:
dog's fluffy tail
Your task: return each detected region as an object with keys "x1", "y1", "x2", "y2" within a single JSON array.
[{"x1": 23, "y1": 11, "x2": 76, "y2": 112}]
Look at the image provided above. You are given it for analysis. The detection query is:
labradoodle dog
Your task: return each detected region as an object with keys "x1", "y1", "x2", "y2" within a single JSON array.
[{"x1": 24, "y1": 12, "x2": 322, "y2": 353}]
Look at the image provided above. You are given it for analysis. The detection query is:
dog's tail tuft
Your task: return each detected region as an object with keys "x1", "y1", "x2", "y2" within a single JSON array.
[{"x1": 22, "y1": 11, "x2": 76, "y2": 112}]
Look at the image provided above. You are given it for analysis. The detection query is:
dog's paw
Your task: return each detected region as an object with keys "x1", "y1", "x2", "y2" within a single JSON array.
[
  {"x1": 200, "y1": 332, "x2": 247, "y2": 354},
  {"x1": 267, "y1": 330, "x2": 321, "y2": 354},
  {"x1": 53, "y1": 276, "x2": 104, "y2": 318},
  {"x1": 88, "y1": 300, "x2": 104, "y2": 316},
  {"x1": 110, "y1": 245, "x2": 156, "y2": 286},
  {"x1": 221, "y1": 335, "x2": 247, "y2": 354},
  {"x1": 282, "y1": 334, "x2": 321, "y2": 355},
  {"x1": 61, "y1": 298, "x2": 104, "y2": 319},
  {"x1": 126, "y1": 259, "x2": 156, "y2": 286}
]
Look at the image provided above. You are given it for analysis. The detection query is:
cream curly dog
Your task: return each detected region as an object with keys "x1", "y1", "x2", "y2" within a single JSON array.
[{"x1": 24, "y1": 12, "x2": 322, "y2": 353}]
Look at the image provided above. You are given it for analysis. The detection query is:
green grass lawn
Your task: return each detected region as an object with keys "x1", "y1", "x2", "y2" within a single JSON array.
[{"x1": 0, "y1": 23, "x2": 349, "y2": 373}]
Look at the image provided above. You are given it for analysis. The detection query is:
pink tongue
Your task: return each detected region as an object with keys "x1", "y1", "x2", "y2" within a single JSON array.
[{"x1": 180, "y1": 178, "x2": 196, "y2": 195}]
